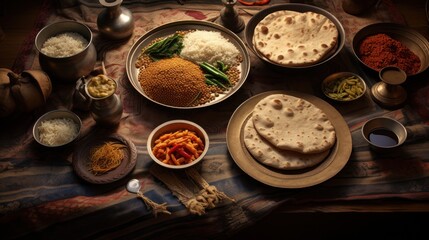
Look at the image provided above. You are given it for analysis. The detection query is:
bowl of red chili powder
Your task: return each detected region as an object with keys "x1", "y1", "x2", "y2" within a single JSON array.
[{"x1": 352, "y1": 23, "x2": 429, "y2": 76}]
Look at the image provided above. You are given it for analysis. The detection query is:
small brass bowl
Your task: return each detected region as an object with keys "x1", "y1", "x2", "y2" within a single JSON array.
[
  {"x1": 322, "y1": 72, "x2": 367, "y2": 102},
  {"x1": 147, "y1": 120, "x2": 209, "y2": 169},
  {"x1": 361, "y1": 117, "x2": 407, "y2": 150}
]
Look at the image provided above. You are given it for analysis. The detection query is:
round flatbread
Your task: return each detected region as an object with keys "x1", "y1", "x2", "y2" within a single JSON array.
[
  {"x1": 244, "y1": 117, "x2": 330, "y2": 170},
  {"x1": 252, "y1": 94, "x2": 336, "y2": 154},
  {"x1": 253, "y1": 10, "x2": 338, "y2": 66}
]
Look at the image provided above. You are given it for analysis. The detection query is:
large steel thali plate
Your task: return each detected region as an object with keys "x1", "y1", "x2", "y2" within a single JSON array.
[
  {"x1": 226, "y1": 91, "x2": 352, "y2": 189},
  {"x1": 126, "y1": 20, "x2": 250, "y2": 109},
  {"x1": 244, "y1": 3, "x2": 345, "y2": 69},
  {"x1": 352, "y1": 22, "x2": 429, "y2": 76}
]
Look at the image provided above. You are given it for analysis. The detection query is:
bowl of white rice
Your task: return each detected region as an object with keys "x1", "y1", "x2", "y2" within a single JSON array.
[
  {"x1": 33, "y1": 109, "x2": 82, "y2": 147},
  {"x1": 35, "y1": 21, "x2": 97, "y2": 82}
]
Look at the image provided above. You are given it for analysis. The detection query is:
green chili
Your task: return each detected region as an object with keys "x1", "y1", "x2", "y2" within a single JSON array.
[
  {"x1": 199, "y1": 62, "x2": 230, "y2": 84},
  {"x1": 216, "y1": 61, "x2": 229, "y2": 72}
]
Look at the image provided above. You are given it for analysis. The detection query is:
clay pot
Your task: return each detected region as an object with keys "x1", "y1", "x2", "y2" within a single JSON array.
[
  {"x1": 9, "y1": 70, "x2": 52, "y2": 112},
  {"x1": 0, "y1": 68, "x2": 52, "y2": 117},
  {"x1": 22, "y1": 70, "x2": 52, "y2": 102},
  {"x1": 0, "y1": 68, "x2": 17, "y2": 118}
]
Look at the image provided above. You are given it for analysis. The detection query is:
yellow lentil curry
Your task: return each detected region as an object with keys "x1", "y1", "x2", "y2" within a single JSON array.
[{"x1": 87, "y1": 74, "x2": 116, "y2": 98}]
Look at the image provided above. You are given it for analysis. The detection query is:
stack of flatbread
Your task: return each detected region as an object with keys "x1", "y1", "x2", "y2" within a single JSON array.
[
  {"x1": 243, "y1": 94, "x2": 336, "y2": 170},
  {"x1": 253, "y1": 10, "x2": 338, "y2": 67}
]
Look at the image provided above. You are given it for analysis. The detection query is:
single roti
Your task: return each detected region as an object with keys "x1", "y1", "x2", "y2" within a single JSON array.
[
  {"x1": 244, "y1": 117, "x2": 330, "y2": 170},
  {"x1": 253, "y1": 10, "x2": 338, "y2": 66},
  {"x1": 252, "y1": 94, "x2": 336, "y2": 154}
]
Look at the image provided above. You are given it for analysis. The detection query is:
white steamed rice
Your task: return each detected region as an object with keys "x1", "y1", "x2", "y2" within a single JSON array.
[
  {"x1": 41, "y1": 32, "x2": 88, "y2": 58},
  {"x1": 38, "y1": 118, "x2": 79, "y2": 146},
  {"x1": 179, "y1": 30, "x2": 240, "y2": 66}
]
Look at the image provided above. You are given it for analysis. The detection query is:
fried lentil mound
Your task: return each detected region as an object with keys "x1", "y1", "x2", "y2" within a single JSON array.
[{"x1": 138, "y1": 57, "x2": 210, "y2": 107}]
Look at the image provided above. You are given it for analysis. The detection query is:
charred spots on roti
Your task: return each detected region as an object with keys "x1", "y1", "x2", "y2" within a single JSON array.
[
  {"x1": 284, "y1": 107, "x2": 294, "y2": 117},
  {"x1": 314, "y1": 123, "x2": 324, "y2": 131},
  {"x1": 261, "y1": 26, "x2": 269, "y2": 35},
  {"x1": 271, "y1": 98, "x2": 283, "y2": 109},
  {"x1": 262, "y1": 117, "x2": 274, "y2": 128}
]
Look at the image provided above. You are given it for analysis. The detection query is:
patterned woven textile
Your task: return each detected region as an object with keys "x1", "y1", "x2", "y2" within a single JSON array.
[{"x1": 1, "y1": 0, "x2": 429, "y2": 239}]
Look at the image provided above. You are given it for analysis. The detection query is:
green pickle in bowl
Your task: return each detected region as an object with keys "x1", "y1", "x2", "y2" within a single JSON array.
[{"x1": 322, "y1": 72, "x2": 366, "y2": 101}]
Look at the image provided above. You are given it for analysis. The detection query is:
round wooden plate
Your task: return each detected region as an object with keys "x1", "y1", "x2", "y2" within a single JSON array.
[
  {"x1": 72, "y1": 133, "x2": 137, "y2": 184},
  {"x1": 226, "y1": 91, "x2": 352, "y2": 188}
]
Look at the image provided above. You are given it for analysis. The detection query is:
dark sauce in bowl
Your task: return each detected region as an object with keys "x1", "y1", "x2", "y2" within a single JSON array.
[{"x1": 368, "y1": 128, "x2": 399, "y2": 147}]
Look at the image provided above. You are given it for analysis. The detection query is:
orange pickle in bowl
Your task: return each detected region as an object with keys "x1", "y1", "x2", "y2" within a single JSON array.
[{"x1": 152, "y1": 129, "x2": 205, "y2": 166}]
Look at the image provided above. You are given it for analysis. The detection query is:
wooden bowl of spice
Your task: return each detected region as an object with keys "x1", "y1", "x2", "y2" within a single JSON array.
[
  {"x1": 352, "y1": 23, "x2": 429, "y2": 76},
  {"x1": 72, "y1": 133, "x2": 137, "y2": 184},
  {"x1": 147, "y1": 120, "x2": 209, "y2": 169}
]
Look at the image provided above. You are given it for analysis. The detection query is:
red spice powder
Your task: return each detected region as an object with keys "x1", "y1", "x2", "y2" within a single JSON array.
[{"x1": 358, "y1": 33, "x2": 421, "y2": 75}]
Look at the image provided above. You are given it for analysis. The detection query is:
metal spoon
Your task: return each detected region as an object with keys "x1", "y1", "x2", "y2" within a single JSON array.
[
  {"x1": 126, "y1": 179, "x2": 171, "y2": 216},
  {"x1": 126, "y1": 178, "x2": 141, "y2": 193}
]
